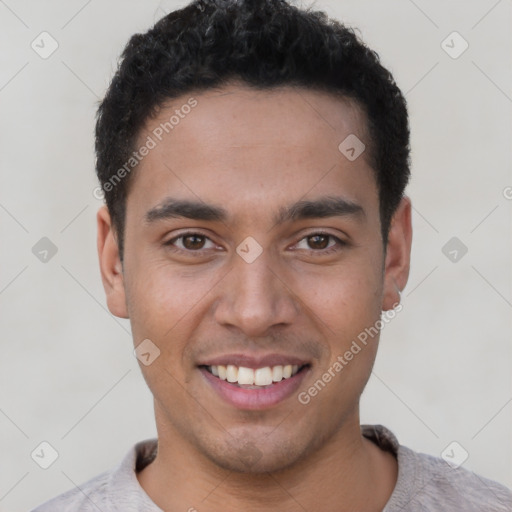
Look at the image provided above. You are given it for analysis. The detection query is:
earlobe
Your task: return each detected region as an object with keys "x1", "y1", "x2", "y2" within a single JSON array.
[
  {"x1": 97, "y1": 206, "x2": 129, "y2": 319},
  {"x1": 382, "y1": 196, "x2": 412, "y2": 311}
]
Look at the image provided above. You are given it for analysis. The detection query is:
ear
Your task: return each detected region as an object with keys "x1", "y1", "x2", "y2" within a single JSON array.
[
  {"x1": 382, "y1": 196, "x2": 412, "y2": 311},
  {"x1": 97, "y1": 205, "x2": 129, "y2": 319}
]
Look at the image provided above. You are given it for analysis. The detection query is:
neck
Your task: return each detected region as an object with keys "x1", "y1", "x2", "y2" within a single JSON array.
[{"x1": 137, "y1": 410, "x2": 398, "y2": 512}]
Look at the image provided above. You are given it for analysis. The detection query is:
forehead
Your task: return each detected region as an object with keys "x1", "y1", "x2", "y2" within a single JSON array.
[
  {"x1": 128, "y1": 83, "x2": 377, "y2": 225},
  {"x1": 143, "y1": 83, "x2": 368, "y2": 155}
]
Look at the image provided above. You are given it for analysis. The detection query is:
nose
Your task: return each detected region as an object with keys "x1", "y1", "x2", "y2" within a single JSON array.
[{"x1": 213, "y1": 248, "x2": 300, "y2": 338}]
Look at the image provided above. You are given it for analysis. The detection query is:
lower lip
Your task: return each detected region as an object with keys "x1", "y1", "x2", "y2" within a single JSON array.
[{"x1": 199, "y1": 367, "x2": 310, "y2": 410}]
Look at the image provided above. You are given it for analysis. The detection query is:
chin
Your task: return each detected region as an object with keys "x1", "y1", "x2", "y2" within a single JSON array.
[
  {"x1": 207, "y1": 449, "x2": 299, "y2": 474},
  {"x1": 195, "y1": 433, "x2": 301, "y2": 474}
]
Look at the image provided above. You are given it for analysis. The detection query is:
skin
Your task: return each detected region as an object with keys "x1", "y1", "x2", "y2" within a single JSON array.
[{"x1": 97, "y1": 83, "x2": 412, "y2": 511}]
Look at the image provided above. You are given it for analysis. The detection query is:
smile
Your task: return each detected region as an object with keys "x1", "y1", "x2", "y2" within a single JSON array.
[
  {"x1": 198, "y1": 361, "x2": 311, "y2": 410},
  {"x1": 203, "y1": 364, "x2": 305, "y2": 388}
]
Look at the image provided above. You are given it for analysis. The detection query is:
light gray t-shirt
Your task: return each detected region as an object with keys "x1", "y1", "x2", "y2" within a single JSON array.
[{"x1": 31, "y1": 424, "x2": 512, "y2": 511}]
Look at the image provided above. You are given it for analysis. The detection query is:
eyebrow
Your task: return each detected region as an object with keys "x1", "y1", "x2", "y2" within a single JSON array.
[
  {"x1": 145, "y1": 196, "x2": 365, "y2": 225},
  {"x1": 274, "y1": 196, "x2": 365, "y2": 224}
]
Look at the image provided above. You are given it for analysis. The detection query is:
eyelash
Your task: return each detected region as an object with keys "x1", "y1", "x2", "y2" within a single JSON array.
[{"x1": 164, "y1": 231, "x2": 346, "y2": 256}]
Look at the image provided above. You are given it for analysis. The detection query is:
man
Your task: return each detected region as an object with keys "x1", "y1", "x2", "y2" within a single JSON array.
[{"x1": 33, "y1": 0, "x2": 512, "y2": 510}]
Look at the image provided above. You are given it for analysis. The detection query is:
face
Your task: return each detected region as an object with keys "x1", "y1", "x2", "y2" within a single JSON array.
[{"x1": 98, "y1": 84, "x2": 411, "y2": 474}]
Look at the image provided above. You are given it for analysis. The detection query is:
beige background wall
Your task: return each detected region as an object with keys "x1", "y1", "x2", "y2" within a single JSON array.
[{"x1": 0, "y1": 0, "x2": 510, "y2": 510}]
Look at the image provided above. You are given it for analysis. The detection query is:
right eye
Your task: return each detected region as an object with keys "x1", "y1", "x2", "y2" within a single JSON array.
[{"x1": 165, "y1": 232, "x2": 217, "y2": 252}]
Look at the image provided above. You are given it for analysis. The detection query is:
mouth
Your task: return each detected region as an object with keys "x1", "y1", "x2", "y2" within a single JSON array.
[
  {"x1": 201, "y1": 363, "x2": 309, "y2": 388},
  {"x1": 198, "y1": 361, "x2": 311, "y2": 410}
]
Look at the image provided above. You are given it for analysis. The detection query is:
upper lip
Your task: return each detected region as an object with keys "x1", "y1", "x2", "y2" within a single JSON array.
[{"x1": 197, "y1": 353, "x2": 311, "y2": 369}]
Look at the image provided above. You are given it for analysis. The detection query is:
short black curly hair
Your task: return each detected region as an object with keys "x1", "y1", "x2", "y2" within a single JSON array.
[{"x1": 95, "y1": 0, "x2": 410, "y2": 259}]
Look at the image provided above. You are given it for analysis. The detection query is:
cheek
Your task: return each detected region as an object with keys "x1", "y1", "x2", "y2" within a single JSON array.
[
  {"x1": 291, "y1": 257, "x2": 383, "y2": 335},
  {"x1": 123, "y1": 265, "x2": 216, "y2": 399},
  {"x1": 124, "y1": 260, "x2": 222, "y2": 349}
]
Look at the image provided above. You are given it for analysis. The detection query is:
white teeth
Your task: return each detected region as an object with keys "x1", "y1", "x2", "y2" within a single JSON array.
[
  {"x1": 206, "y1": 363, "x2": 303, "y2": 387},
  {"x1": 237, "y1": 366, "x2": 255, "y2": 385},
  {"x1": 272, "y1": 365, "x2": 283, "y2": 382},
  {"x1": 217, "y1": 365, "x2": 227, "y2": 380},
  {"x1": 254, "y1": 367, "x2": 273, "y2": 386},
  {"x1": 226, "y1": 364, "x2": 238, "y2": 383}
]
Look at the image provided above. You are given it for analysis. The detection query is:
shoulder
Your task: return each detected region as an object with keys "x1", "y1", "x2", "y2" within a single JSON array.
[
  {"x1": 30, "y1": 470, "x2": 111, "y2": 511},
  {"x1": 390, "y1": 444, "x2": 512, "y2": 512},
  {"x1": 362, "y1": 425, "x2": 512, "y2": 512},
  {"x1": 30, "y1": 439, "x2": 159, "y2": 512}
]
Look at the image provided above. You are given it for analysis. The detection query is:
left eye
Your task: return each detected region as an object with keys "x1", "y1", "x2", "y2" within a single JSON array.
[{"x1": 295, "y1": 233, "x2": 342, "y2": 251}]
